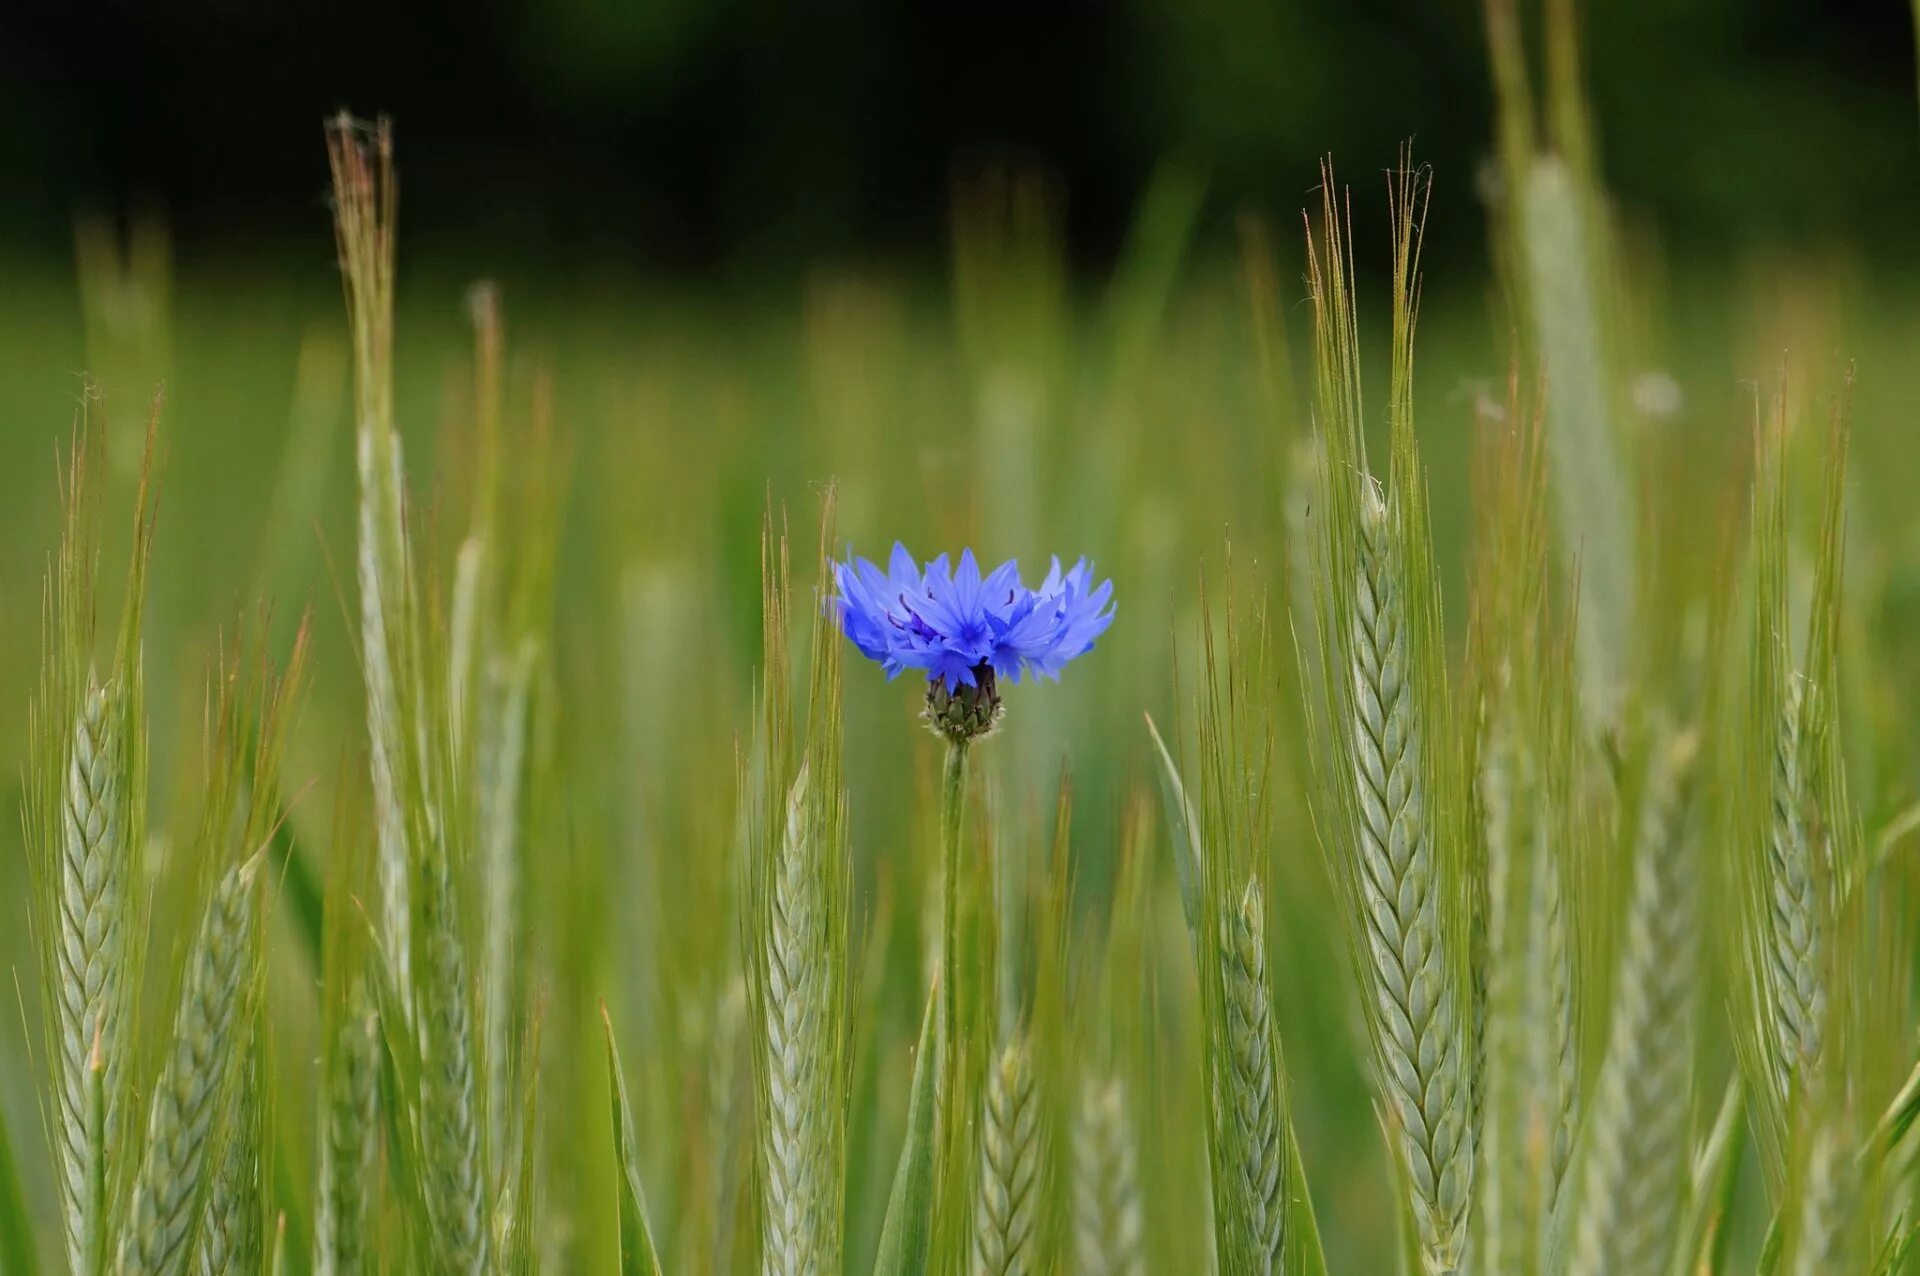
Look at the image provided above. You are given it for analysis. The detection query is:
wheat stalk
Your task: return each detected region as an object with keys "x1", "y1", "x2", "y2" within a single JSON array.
[
  {"x1": 1475, "y1": 711, "x2": 1528, "y2": 1272},
  {"x1": 1349, "y1": 485, "x2": 1471, "y2": 1274},
  {"x1": 55, "y1": 679, "x2": 131, "y2": 1273},
  {"x1": 1521, "y1": 157, "x2": 1632, "y2": 715},
  {"x1": 119, "y1": 855, "x2": 261, "y2": 1276},
  {"x1": 479, "y1": 647, "x2": 532, "y2": 1184},
  {"x1": 314, "y1": 990, "x2": 377, "y2": 1276},
  {"x1": 326, "y1": 114, "x2": 414, "y2": 1018},
  {"x1": 973, "y1": 1033, "x2": 1039, "y2": 1276},
  {"x1": 1476, "y1": 701, "x2": 1577, "y2": 1270},
  {"x1": 1789, "y1": 1119, "x2": 1853, "y2": 1276},
  {"x1": 419, "y1": 840, "x2": 489, "y2": 1274},
  {"x1": 1568, "y1": 733, "x2": 1699, "y2": 1276},
  {"x1": 1073, "y1": 1074, "x2": 1142, "y2": 1276},
  {"x1": 1766, "y1": 674, "x2": 1826, "y2": 1097}
]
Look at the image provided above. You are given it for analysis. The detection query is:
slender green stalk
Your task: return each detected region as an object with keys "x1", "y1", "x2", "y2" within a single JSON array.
[
  {"x1": 1073, "y1": 1074, "x2": 1142, "y2": 1276},
  {"x1": 119, "y1": 856, "x2": 262, "y2": 1276},
  {"x1": 972, "y1": 1033, "x2": 1039, "y2": 1276},
  {"x1": 80, "y1": 1028, "x2": 107, "y2": 1276},
  {"x1": 1521, "y1": 157, "x2": 1631, "y2": 715},
  {"x1": 326, "y1": 114, "x2": 414, "y2": 1020},
  {"x1": 941, "y1": 740, "x2": 971, "y2": 1059},
  {"x1": 1789, "y1": 1121, "x2": 1853, "y2": 1276},
  {"x1": 1568, "y1": 734, "x2": 1699, "y2": 1276},
  {"x1": 480, "y1": 647, "x2": 533, "y2": 1180}
]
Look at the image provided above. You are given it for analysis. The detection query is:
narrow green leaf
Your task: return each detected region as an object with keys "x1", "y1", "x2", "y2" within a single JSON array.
[
  {"x1": 1143, "y1": 712, "x2": 1203, "y2": 954},
  {"x1": 1868, "y1": 1053, "x2": 1920, "y2": 1163},
  {"x1": 1757, "y1": 1216, "x2": 1785, "y2": 1275},
  {"x1": 1874, "y1": 1216, "x2": 1917, "y2": 1274},
  {"x1": 1672, "y1": 1076, "x2": 1746, "y2": 1276},
  {"x1": 269, "y1": 809, "x2": 325, "y2": 973},
  {"x1": 0, "y1": 1078, "x2": 40, "y2": 1276},
  {"x1": 601, "y1": 1005, "x2": 663, "y2": 1276},
  {"x1": 872, "y1": 982, "x2": 939, "y2": 1276},
  {"x1": 1284, "y1": 1122, "x2": 1330, "y2": 1276}
]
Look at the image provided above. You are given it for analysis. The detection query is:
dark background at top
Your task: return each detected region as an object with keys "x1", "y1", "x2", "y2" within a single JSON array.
[{"x1": 1, "y1": 0, "x2": 1915, "y2": 279}]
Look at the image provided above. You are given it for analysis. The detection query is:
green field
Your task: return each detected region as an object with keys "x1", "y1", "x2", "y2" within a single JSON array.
[{"x1": 3, "y1": 32, "x2": 1920, "y2": 1276}]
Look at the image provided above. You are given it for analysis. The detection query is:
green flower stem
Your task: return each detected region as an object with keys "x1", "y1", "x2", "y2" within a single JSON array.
[{"x1": 941, "y1": 738, "x2": 971, "y2": 1060}]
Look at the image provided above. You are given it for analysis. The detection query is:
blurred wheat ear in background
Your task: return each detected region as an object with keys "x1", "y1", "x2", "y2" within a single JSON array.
[{"x1": 1567, "y1": 729, "x2": 1699, "y2": 1276}]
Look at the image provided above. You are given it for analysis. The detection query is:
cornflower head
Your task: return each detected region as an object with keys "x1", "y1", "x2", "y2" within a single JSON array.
[{"x1": 833, "y1": 544, "x2": 1114, "y2": 744}]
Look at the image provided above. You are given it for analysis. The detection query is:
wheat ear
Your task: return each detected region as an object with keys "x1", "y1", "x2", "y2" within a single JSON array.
[
  {"x1": 1221, "y1": 879, "x2": 1287, "y2": 1273},
  {"x1": 119, "y1": 855, "x2": 261, "y2": 1275},
  {"x1": 1545, "y1": 836, "x2": 1577, "y2": 1200},
  {"x1": 479, "y1": 647, "x2": 532, "y2": 1183},
  {"x1": 194, "y1": 1044, "x2": 263, "y2": 1276},
  {"x1": 1075, "y1": 1075, "x2": 1140, "y2": 1276},
  {"x1": 1568, "y1": 733, "x2": 1699, "y2": 1276},
  {"x1": 1766, "y1": 675, "x2": 1826, "y2": 1095},
  {"x1": 1350, "y1": 487, "x2": 1470, "y2": 1273},
  {"x1": 419, "y1": 841, "x2": 489, "y2": 1274},
  {"x1": 314, "y1": 990, "x2": 377, "y2": 1276},
  {"x1": 761, "y1": 765, "x2": 835, "y2": 1276},
  {"x1": 56, "y1": 680, "x2": 130, "y2": 1273},
  {"x1": 1477, "y1": 705, "x2": 1577, "y2": 1270},
  {"x1": 1073, "y1": 1074, "x2": 1142, "y2": 1276},
  {"x1": 973, "y1": 1033, "x2": 1040, "y2": 1276}
]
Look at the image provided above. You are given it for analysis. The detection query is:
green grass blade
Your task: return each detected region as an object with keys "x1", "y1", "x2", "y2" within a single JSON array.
[
  {"x1": 0, "y1": 1086, "x2": 37, "y2": 1276},
  {"x1": 1671, "y1": 1076, "x2": 1746, "y2": 1276},
  {"x1": 1142, "y1": 712, "x2": 1202, "y2": 954},
  {"x1": 601, "y1": 1006, "x2": 664, "y2": 1276},
  {"x1": 267, "y1": 808, "x2": 324, "y2": 973},
  {"x1": 872, "y1": 983, "x2": 939, "y2": 1276},
  {"x1": 1284, "y1": 1116, "x2": 1329, "y2": 1276}
]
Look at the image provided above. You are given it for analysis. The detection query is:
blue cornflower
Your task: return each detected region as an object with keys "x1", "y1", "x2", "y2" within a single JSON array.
[{"x1": 833, "y1": 543, "x2": 1115, "y2": 741}]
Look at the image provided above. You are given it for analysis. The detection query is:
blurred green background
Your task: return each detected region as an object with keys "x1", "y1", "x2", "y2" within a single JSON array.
[
  {"x1": 2, "y1": 1, "x2": 1919, "y2": 1269},
  {"x1": 2, "y1": 0, "x2": 1916, "y2": 271}
]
